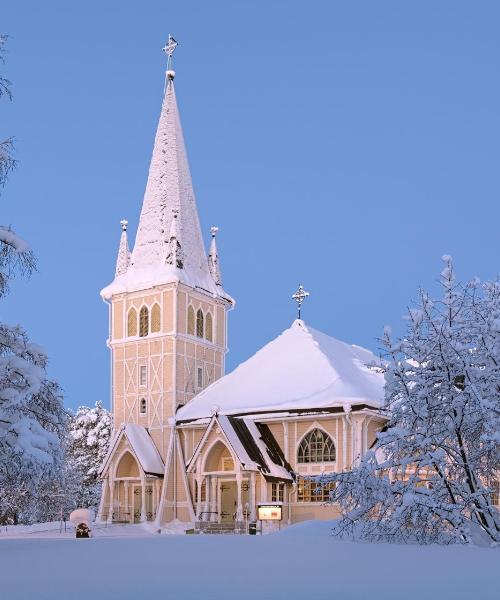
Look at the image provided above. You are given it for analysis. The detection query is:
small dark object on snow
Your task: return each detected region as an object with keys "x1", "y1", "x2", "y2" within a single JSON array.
[{"x1": 76, "y1": 523, "x2": 90, "y2": 538}]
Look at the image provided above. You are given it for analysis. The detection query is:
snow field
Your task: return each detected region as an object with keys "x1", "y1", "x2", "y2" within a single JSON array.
[{"x1": 0, "y1": 520, "x2": 497, "y2": 600}]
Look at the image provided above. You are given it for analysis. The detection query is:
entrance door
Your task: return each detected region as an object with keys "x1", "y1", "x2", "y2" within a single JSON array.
[
  {"x1": 133, "y1": 486, "x2": 142, "y2": 523},
  {"x1": 220, "y1": 481, "x2": 236, "y2": 522}
]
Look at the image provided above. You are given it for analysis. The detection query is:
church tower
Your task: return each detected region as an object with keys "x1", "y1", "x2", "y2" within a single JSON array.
[{"x1": 98, "y1": 38, "x2": 233, "y2": 524}]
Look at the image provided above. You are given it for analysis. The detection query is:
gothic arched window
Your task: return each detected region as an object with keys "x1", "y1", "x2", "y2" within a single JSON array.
[
  {"x1": 196, "y1": 309, "x2": 204, "y2": 338},
  {"x1": 187, "y1": 305, "x2": 195, "y2": 335},
  {"x1": 139, "y1": 306, "x2": 149, "y2": 337},
  {"x1": 205, "y1": 312, "x2": 213, "y2": 342},
  {"x1": 140, "y1": 397, "x2": 147, "y2": 414},
  {"x1": 127, "y1": 307, "x2": 137, "y2": 337},
  {"x1": 297, "y1": 428, "x2": 336, "y2": 463},
  {"x1": 151, "y1": 303, "x2": 161, "y2": 333}
]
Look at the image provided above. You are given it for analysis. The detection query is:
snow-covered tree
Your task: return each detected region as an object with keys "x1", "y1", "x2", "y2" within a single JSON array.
[
  {"x1": 322, "y1": 257, "x2": 500, "y2": 544},
  {"x1": 0, "y1": 34, "x2": 66, "y2": 524},
  {"x1": 66, "y1": 402, "x2": 112, "y2": 511}
]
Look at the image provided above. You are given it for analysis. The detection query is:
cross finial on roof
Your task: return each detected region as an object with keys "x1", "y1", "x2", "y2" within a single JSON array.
[
  {"x1": 210, "y1": 226, "x2": 219, "y2": 238},
  {"x1": 163, "y1": 34, "x2": 178, "y2": 76},
  {"x1": 292, "y1": 284, "x2": 309, "y2": 320},
  {"x1": 120, "y1": 219, "x2": 128, "y2": 232}
]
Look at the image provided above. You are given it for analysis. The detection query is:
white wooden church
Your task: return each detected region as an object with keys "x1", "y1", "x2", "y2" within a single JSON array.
[{"x1": 97, "y1": 38, "x2": 386, "y2": 530}]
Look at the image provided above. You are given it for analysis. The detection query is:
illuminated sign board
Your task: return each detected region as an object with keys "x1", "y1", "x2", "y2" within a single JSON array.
[{"x1": 257, "y1": 504, "x2": 282, "y2": 521}]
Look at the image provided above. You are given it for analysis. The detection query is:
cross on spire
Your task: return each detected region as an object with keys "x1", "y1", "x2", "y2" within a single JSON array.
[
  {"x1": 162, "y1": 34, "x2": 178, "y2": 72},
  {"x1": 292, "y1": 284, "x2": 310, "y2": 320}
]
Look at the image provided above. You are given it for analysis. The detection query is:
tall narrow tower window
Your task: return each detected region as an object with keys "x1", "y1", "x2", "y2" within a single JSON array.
[
  {"x1": 140, "y1": 397, "x2": 147, "y2": 414},
  {"x1": 187, "y1": 306, "x2": 195, "y2": 335},
  {"x1": 139, "y1": 306, "x2": 149, "y2": 337},
  {"x1": 196, "y1": 309, "x2": 204, "y2": 338},
  {"x1": 205, "y1": 312, "x2": 213, "y2": 342},
  {"x1": 151, "y1": 303, "x2": 161, "y2": 333},
  {"x1": 127, "y1": 308, "x2": 137, "y2": 337}
]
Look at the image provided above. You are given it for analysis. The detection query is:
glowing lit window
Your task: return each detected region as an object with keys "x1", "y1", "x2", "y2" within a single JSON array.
[
  {"x1": 271, "y1": 482, "x2": 285, "y2": 502},
  {"x1": 151, "y1": 303, "x2": 161, "y2": 333},
  {"x1": 187, "y1": 306, "x2": 195, "y2": 335},
  {"x1": 222, "y1": 457, "x2": 234, "y2": 471},
  {"x1": 196, "y1": 309, "x2": 204, "y2": 338},
  {"x1": 297, "y1": 478, "x2": 335, "y2": 503},
  {"x1": 297, "y1": 429, "x2": 336, "y2": 463},
  {"x1": 139, "y1": 306, "x2": 149, "y2": 337},
  {"x1": 127, "y1": 308, "x2": 137, "y2": 337},
  {"x1": 205, "y1": 312, "x2": 213, "y2": 342}
]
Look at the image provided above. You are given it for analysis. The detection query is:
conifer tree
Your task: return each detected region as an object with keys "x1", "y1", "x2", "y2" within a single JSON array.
[{"x1": 66, "y1": 402, "x2": 112, "y2": 511}]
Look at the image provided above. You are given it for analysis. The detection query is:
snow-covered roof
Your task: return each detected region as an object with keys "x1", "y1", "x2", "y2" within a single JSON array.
[
  {"x1": 101, "y1": 72, "x2": 232, "y2": 303},
  {"x1": 100, "y1": 423, "x2": 164, "y2": 477},
  {"x1": 176, "y1": 320, "x2": 384, "y2": 422},
  {"x1": 187, "y1": 415, "x2": 293, "y2": 482}
]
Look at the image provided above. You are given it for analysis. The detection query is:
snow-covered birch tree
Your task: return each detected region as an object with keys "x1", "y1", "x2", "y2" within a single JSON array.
[
  {"x1": 0, "y1": 34, "x2": 67, "y2": 524},
  {"x1": 321, "y1": 256, "x2": 500, "y2": 544}
]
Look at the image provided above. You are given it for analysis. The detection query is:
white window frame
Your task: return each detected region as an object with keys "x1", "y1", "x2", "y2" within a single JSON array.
[{"x1": 139, "y1": 365, "x2": 147, "y2": 387}]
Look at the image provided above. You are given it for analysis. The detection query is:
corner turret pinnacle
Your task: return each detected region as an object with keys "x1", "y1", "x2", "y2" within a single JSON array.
[
  {"x1": 115, "y1": 219, "x2": 131, "y2": 277},
  {"x1": 208, "y1": 226, "x2": 222, "y2": 287}
]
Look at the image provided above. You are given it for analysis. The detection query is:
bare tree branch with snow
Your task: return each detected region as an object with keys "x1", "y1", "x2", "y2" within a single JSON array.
[{"x1": 320, "y1": 257, "x2": 500, "y2": 545}]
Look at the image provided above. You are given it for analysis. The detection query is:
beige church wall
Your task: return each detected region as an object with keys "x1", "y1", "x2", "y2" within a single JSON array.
[
  {"x1": 290, "y1": 503, "x2": 341, "y2": 523},
  {"x1": 112, "y1": 299, "x2": 124, "y2": 340},
  {"x1": 162, "y1": 289, "x2": 174, "y2": 332},
  {"x1": 149, "y1": 428, "x2": 167, "y2": 459},
  {"x1": 216, "y1": 306, "x2": 225, "y2": 347},
  {"x1": 367, "y1": 418, "x2": 384, "y2": 448},
  {"x1": 177, "y1": 290, "x2": 187, "y2": 333}
]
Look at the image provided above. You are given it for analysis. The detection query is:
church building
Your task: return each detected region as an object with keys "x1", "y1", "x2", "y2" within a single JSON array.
[{"x1": 97, "y1": 39, "x2": 386, "y2": 529}]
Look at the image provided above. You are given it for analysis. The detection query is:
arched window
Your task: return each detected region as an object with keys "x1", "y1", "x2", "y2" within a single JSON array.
[
  {"x1": 205, "y1": 312, "x2": 213, "y2": 342},
  {"x1": 139, "y1": 306, "x2": 149, "y2": 337},
  {"x1": 139, "y1": 397, "x2": 147, "y2": 414},
  {"x1": 196, "y1": 309, "x2": 204, "y2": 338},
  {"x1": 297, "y1": 428, "x2": 336, "y2": 463},
  {"x1": 151, "y1": 303, "x2": 161, "y2": 333},
  {"x1": 127, "y1": 307, "x2": 137, "y2": 337},
  {"x1": 187, "y1": 305, "x2": 195, "y2": 335}
]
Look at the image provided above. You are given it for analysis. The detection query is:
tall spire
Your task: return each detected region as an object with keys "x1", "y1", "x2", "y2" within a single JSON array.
[
  {"x1": 208, "y1": 226, "x2": 222, "y2": 287},
  {"x1": 102, "y1": 38, "x2": 234, "y2": 303},
  {"x1": 128, "y1": 37, "x2": 213, "y2": 290},
  {"x1": 115, "y1": 219, "x2": 131, "y2": 277}
]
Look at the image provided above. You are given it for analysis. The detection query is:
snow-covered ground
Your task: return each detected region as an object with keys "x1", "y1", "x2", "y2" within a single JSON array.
[{"x1": 0, "y1": 520, "x2": 497, "y2": 600}]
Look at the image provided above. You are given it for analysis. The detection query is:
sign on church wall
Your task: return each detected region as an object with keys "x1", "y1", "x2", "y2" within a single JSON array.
[{"x1": 257, "y1": 504, "x2": 282, "y2": 521}]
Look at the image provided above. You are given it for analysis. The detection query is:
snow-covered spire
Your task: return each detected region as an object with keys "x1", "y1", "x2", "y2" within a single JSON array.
[
  {"x1": 165, "y1": 209, "x2": 184, "y2": 269},
  {"x1": 208, "y1": 226, "x2": 222, "y2": 287},
  {"x1": 101, "y1": 41, "x2": 235, "y2": 303},
  {"x1": 126, "y1": 40, "x2": 213, "y2": 290},
  {"x1": 115, "y1": 219, "x2": 131, "y2": 277}
]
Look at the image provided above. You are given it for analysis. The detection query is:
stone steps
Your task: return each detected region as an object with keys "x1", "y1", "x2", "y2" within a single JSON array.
[{"x1": 194, "y1": 521, "x2": 246, "y2": 535}]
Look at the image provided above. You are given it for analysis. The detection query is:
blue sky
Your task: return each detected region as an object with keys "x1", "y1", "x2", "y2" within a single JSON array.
[{"x1": 2, "y1": 1, "x2": 499, "y2": 410}]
